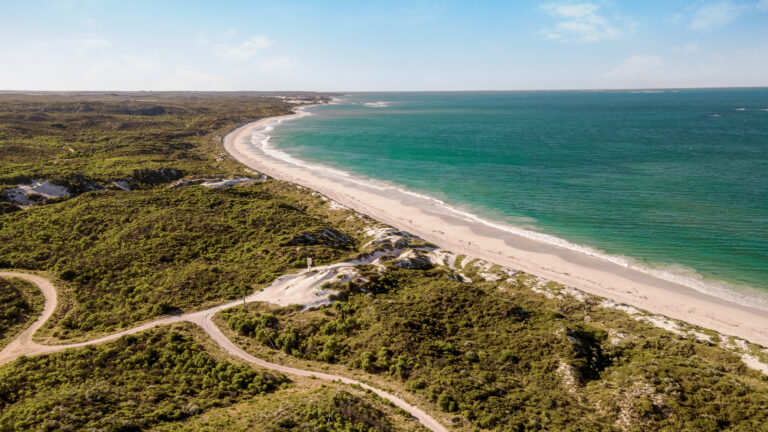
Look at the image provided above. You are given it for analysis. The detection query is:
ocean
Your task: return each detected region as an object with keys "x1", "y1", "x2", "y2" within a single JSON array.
[{"x1": 266, "y1": 90, "x2": 768, "y2": 305}]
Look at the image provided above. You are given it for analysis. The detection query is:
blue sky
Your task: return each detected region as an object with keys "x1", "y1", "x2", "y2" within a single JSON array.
[{"x1": 1, "y1": 0, "x2": 767, "y2": 90}]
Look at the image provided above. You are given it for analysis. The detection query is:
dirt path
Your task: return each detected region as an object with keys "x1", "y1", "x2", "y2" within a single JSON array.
[
  {"x1": 0, "y1": 272, "x2": 58, "y2": 360},
  {"x1": 0, "y1": 271, "x2": 447, "y2": 432}
]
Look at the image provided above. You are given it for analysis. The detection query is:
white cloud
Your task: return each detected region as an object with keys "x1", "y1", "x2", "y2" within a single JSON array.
[
  {"x1": 51, "y1": 0, "x2": 104, "y2": 10},
  {"x1": 668, "y1": 12, "x2": 684, "y2": 24},
  {"x1": 77, "y1": 54, "x2": 162, "y2": 89},
  {"x1": 540, "y1": 2, "x2": 627, "y2": 43},
  {"x1": 400, "y1": 2, "x2": 445, "y2": 25},
  {"x1": 77, "y1": 37, "x2": 111, "y2": 48},
  {"x1": 0, "y1": 29, "x2": 302, "y2": 91},
  {"x1": 152, "y1": 69, "x2": 230, "y2": 90},
  {"x1": 687, "y1": 1, "x2": 747, "y2": 31},
  {"x1": 214, "y1": 36, "x2": 272, "y2": 60},
  {"x1": 258, "y1": 57, "x2": 296, "y2": 73},
  {"x1": 35, "y1": 37, "x2": 111, "y2": 51},
  {"x1": 601, "y1": 48, "x2": 768, "y2": 89},
  {"x1": 194, "y1": 34, "x2": 210, "y2": 47},
  {"x1": 548, "y1": 3, "x2": 600, "y2": 18},
  {"x1": 674, "y1": 43, "x2": 701, "y2": 53},
  {"x1": 605, "y1": 55, "x2": 666, "y2": 86},
  {"x1": 233, "y1": 57, "x2": 297, "y2": 78}
]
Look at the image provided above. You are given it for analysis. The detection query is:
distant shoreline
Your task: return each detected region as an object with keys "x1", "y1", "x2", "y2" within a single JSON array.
[{"x1": 223, "y1": 106, "x2": 768, "y2": 347}]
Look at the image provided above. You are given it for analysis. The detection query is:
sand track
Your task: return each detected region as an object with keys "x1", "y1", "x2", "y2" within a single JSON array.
[{"x1": 0, "y1": 271, "x2": 446, "y2": 432}]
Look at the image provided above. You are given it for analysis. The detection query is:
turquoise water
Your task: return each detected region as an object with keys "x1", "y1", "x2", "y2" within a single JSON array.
[{"x1": 269, "y1": 90, "x2": 768, "y2": 295}]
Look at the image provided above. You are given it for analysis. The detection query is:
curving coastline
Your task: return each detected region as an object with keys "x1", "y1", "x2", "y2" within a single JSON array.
[
  {"x1": 223, "y1": 108, "x2": 768, "y2": 347},
  {"x1": 258, "y1": 106, "x2": 768, "y2": 312}
]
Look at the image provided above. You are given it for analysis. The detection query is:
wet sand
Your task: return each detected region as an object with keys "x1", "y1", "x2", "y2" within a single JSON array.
[{"x1": 223, "y1": 112, "x2": 768, "y2": 347}]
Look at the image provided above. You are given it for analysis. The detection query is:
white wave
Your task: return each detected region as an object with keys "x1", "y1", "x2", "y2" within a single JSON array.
[
  {"x1": 246, "y1": 104, "x2": 768, "y2": 312},
  {"x1": 433, "y1": 204, "x2": 768, "y2": 310},
  {"x1": 364, "y1": 101, "x2": 390, "y2": 108},
  {"x1": 735, "y1": 108, "x2": 746, "y2": 111},
  {"x1": 247, "y1": 109, "x2": 362, "y2": 182}
]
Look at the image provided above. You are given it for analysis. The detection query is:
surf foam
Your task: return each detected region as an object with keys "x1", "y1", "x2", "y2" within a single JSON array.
[{"x1": 247, "y1": 105, "x2": 768, "y2": 313}]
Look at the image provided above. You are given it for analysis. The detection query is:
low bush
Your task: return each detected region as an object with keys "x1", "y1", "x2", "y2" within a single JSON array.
[{"x1": 0, "y1": 325, "x2": 288, "y2": 431}]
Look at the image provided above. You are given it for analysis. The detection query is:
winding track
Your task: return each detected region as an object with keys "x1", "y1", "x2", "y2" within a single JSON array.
[{"x1": 0, "y1": 271, "x2": 447, "y2": 432}]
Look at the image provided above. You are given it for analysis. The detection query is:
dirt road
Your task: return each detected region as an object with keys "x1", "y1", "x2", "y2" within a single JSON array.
[{"x1": 0, "y1": 271, "x2": 447, "y2": 432}]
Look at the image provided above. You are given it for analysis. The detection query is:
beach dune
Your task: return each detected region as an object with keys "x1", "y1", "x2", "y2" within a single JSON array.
[{"x1": 224, "y1": 112, "x2": 768, "y2": 347}]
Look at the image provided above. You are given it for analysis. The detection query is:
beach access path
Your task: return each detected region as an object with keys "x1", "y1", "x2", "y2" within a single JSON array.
[
  {"x1": 0, "y1": 271, "x2": 447, "y2": 432},
  {"x1": 223, "y1": 112, "x2": 768, "y2": 347}
]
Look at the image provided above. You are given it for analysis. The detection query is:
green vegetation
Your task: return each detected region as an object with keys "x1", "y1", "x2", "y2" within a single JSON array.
[
  {"x1": 153, "y1": 385, "x2": 427, "y2": 432},
  {"x1": 0, "y1": 182, "x2": 362, "y2": 339},
  {"x1": 0, "y1": 92, "x2": 425, "y2": 430},
  {"x1": 0, "y1": 276, "x2": 44, "y2": 349},
  {"x1": 0, "y1": 321, "x2": 425, "y2": 432},
  {"x1": 0, "y1": 93, "x2": 301, "y2": 191},
  {"x1": 261, "y1": 389, "x2": 407, "y2": 432},
  {"x1": 221, "y1": 265, "x2": 768, "y2": 431},
  {"x1": 0, "y1": 324, "x2": 288, "y2": 431},
  {"x1": 3, "y1": 93, "x2": 768, "y2": 431},
  {"x1": 0, "y1": 93, "x2": 371, "y2": 340}
]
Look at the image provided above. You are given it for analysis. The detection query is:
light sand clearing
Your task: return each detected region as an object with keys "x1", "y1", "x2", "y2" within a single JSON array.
[
  {"x1": 224, "y1": 113, "x2": 768, "y2": 347},
  {"x1": 250, "y1": 264, "x2": 361, "y2": 310},
  {"x1": 4, "y1": 180, "x2": 69, "y2": 206},
  {"x1": 742, "y1": 354, "x2": 768, "y2": 375},
  {"x1": 200, "y1": 177, "x2": 265, "y2": 188}
]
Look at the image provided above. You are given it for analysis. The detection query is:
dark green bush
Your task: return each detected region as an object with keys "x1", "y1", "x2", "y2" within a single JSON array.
[
  {"x1": 223, "y1": 266, "x2": 768, "y2": 430},
  {"x1": 0, "y1": 276, "x2": 43, "y2": 348},
  {"x1": 0, "y1": 326, "x2": 288, "y2": 431}
]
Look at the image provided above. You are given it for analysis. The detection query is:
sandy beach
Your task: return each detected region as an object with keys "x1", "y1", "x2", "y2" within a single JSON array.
[{"x1": 224, "y1": 110, "x2": 768, "y2": 347}]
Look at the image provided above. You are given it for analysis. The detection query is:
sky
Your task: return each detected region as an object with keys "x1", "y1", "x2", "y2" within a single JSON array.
[{"x1": 1, "y1": 0, "x2": 767, "y2": 91}]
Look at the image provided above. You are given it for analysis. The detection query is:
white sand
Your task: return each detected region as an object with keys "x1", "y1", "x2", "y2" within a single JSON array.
[
  {"x1": 249, "y1": 265, "x2": 359, "y2": 310},
  {"x1": 223, "y1": 113, "x2": 768, "y2": 347},
  {"x1": 111, "y1": 180, "x2": 131, "y2": 191},
  {"x1": 742, "y1": 354, "x2": 768, "y2": 375},
  {"x1": 4, "y1": 180, "x2": 69, "y2": 205},
  {"x1": 200, "y1": 177, "x2": 264, "y2": 188}
]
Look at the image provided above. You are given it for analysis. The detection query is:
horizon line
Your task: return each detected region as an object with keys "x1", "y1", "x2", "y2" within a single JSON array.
[{"x1": 1, "y1": 86, "x2": 768, "y2": 94}]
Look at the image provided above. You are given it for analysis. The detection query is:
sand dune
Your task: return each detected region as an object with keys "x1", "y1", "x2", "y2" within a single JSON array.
[{"x1": 223, "y1": 112, "x2": 768, "y2": 347}]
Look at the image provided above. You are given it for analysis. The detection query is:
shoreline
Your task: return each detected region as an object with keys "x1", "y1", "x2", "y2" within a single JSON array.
[{"x1": 224, "y1": 108, "x2": 768, "y2": 347}]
